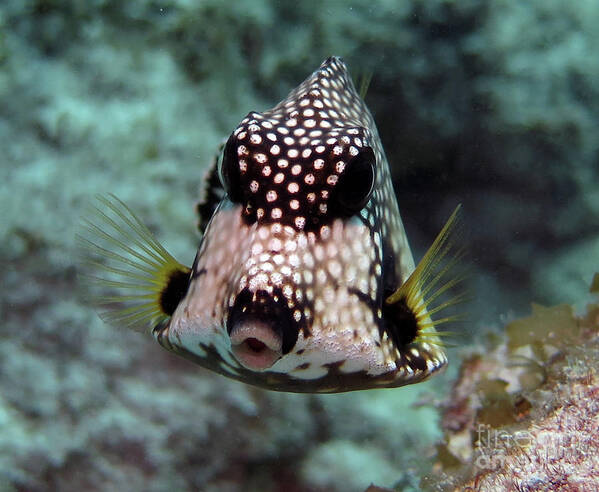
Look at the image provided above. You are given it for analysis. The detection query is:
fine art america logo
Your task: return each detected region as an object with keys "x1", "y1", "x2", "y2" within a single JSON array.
[{"x1": 474, "y1": 424, "x2": 551, "y2": 470}]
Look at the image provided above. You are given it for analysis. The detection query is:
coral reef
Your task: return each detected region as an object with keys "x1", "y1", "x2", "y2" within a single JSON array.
[{"x1": 423, "y1": 282, "x2": 599, "y2": 490}]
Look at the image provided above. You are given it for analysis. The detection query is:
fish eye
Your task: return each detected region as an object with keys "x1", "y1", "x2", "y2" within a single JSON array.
[
  {"x1": 331, "y1": 146, "x2": 376, "y2": 215},
  {"x1": 219, "y1": 136, "x2": 244, "y2": 203}
]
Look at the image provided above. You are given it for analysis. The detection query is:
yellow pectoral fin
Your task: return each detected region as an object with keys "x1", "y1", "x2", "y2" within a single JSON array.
[
  {"x1": 386, "y1": 205, "x2": 466, "y2": 345},
  {"x1": 76, "y1": 194, "x2": 190, "y2": 332}
]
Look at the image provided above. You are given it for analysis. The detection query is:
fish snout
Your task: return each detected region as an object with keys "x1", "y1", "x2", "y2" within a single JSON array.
[
  {"x1": 227, "y1": 288, "x2": 298, "y2": 371},
  {"x1": 229, "y1": 318, "x2": 283, "y2": 370}
]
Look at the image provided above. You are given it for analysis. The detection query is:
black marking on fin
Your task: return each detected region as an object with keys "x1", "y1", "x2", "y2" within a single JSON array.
[
  {"x1": 382, "y1": 295, "x2": 419, "y2": 347},
  {"x1": 159, "y1": 268, "x2": 191, "y2": 316},
  {"x1": 379, "y1": 236, "x2": 420, "y2": 347}
]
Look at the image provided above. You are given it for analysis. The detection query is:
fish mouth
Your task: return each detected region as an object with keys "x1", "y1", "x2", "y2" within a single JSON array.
[
  {"x1": 229, "y1": 317, "x2": 283, "y2": 371},
  {"x1": 227, "y1": 288, "x2": 298, "y2": 371}
]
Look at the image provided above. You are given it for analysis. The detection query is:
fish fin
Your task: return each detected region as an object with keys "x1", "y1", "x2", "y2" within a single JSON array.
[
  {"x1": 196, "y1": 140, "x2": 226, "y2": 234},
  {"x1": 385, "y1": 205, "x2": 466, "y2": 347},
  {"x1": 357, "y1": 71, "x2": 373, "y2": 100},
  {"x1": 76, "y1": 194, "x2": 191, "y2": 332}
]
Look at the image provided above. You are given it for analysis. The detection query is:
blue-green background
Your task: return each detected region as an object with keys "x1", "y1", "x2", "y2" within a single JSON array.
[{"x1": 1, "y1": 1, "x2": 598, "y2": 491}]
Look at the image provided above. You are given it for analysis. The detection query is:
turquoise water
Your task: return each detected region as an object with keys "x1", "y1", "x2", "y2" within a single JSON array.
[{"x1": 1, "y1": 2, "x2": 597, "y2": 491}]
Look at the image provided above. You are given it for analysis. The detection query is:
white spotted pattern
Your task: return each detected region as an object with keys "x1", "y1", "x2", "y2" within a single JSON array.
[{"x1": 164, "y1": 57, "x2": 447, "y2": 393}]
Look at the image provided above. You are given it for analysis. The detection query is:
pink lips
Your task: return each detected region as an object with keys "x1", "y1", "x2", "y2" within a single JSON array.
[{"x1": 229, "y1": 319, "x2": 283, "y2": 370}]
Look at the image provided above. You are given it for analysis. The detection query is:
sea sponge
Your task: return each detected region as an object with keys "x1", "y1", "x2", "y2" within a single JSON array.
[{"x1": 422, "y1": 277, "x2": 599, "y2": 491}]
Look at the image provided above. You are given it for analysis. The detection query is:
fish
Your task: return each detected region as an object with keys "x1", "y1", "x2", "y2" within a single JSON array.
[{"x1": 79, "y1": 56, "x2": 463, "y2": 393}]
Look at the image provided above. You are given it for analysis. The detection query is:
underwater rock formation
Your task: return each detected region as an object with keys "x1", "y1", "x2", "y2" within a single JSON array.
[{"x1": 422, "y1": 282, "x2": 599, "y2": 490}]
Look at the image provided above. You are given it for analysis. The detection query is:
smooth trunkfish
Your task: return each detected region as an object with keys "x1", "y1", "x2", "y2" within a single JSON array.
[{"x1": 79, "y1": 56, "x2": 463, "y2": 393}]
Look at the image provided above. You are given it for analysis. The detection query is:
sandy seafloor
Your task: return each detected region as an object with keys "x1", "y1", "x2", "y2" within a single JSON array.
[{"x1": 1, "y1": 1, "x2": 598, "y2": 491}]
